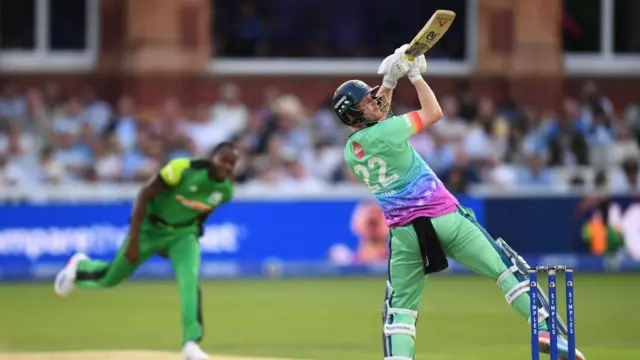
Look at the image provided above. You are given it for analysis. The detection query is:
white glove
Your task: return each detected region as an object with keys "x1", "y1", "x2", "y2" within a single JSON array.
[
  {"x1": 408, "y1": 54, "x2": 427, "y2": 84},
  {"x1": 377, "y1": 44, "x2": 412, "y2": 89}
]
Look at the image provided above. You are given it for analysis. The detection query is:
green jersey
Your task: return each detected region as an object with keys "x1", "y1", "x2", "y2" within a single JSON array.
[
  {"x1": 344, "y1": 111, "x2": 459, "y2": 228},
  {"x1": 145, "y1": 158, "x2": 234, "y2": 228}
]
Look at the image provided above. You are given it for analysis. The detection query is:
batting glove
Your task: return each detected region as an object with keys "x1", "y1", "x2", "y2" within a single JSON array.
[
  {"x1": 377, "y1": 44, "x2": 412, "y2": 89},
  {"x1": 408, "y1": 54, "x2": 427, "y2": 84}
]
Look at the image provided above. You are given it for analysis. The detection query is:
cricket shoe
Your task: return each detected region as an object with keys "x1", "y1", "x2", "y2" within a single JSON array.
[
  {"x1": 538, "y1": 330, "x2": 586, "y2": 360},
  {"x1": 182, "y1": 341, "x2": 209, "y2": 360},
  {"x1": 54, "y1": 253, "x2": 89, "y2": 297}
]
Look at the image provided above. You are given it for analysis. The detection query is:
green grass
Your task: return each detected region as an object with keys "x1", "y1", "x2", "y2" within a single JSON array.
[{"x1": 1, "y1": 274, "x2": 639, "y2": 359}]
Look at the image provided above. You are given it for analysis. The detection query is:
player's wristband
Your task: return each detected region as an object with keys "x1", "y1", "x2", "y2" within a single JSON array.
[
  {"x1": 382, "y1": 76, "x2": 397, "y2": 89},
  {"x1": 409, "y1": 73, "x2": 423, "y2": 84}
]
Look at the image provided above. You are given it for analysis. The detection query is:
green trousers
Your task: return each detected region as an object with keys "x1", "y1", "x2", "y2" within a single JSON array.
[
  {"x1": 74, "y1": 226, "x2": 203, "y2": 346},
  {"x1": 382, "y1": 206, "x2": 545, "y2": 359}
]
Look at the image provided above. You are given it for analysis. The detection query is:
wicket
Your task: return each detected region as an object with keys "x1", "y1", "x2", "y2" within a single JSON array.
[{"x1": 529, "y1": 266, "x2": 576, "y2": 360}]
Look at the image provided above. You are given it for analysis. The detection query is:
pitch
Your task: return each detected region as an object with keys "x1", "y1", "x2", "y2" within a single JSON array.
[{"x1": 1, "y1": 275, "x2": 639, "y2": 359}]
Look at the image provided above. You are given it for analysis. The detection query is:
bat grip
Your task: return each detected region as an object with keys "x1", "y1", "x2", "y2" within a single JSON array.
[{"x1": 404, "y1": 54, "x2": 415, "y2": 61}]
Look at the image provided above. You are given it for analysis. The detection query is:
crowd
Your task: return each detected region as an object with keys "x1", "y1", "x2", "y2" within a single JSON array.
[{"x1": 0, "y1": 80, "x2": 639, "y2": 194}]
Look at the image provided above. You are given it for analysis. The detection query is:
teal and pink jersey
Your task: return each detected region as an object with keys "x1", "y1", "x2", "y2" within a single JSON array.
[{"x1": 344, "y1": 111, "x2": 459, "y2": 228}]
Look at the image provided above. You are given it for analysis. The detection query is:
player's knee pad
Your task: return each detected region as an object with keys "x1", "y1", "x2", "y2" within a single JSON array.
[
  {"x1": 495, "y1": 241, "x2": 528, "y2": 282},
  {"x1": 500, "y1": 273, "x2": 529, "y2": 306},
  {"x1": 382, "y1": 281, "x2": 417, "y2": 360},
  {"x1": 495, "y1": 243, "x2": 554, "y2": 328}
]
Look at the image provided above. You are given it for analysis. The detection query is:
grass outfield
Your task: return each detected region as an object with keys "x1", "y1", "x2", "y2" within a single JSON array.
[{"x1": 1, "y1": 274, "x2": 639, "y2": 359}]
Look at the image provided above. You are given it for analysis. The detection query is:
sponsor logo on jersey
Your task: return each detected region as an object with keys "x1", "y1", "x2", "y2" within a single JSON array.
[
  {"x1": 176, "y1": 195, "x2": 213, "y2": 212},
  {"x1": 208, "y1": 191, "x2": 223, "y2": 206},
  {"x1": 353, "y1": 142, "x2": 364, "y2": 158}
]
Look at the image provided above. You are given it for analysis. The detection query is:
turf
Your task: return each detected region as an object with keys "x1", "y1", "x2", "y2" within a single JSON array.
[{"x1": 1, "y1": 274, "x2": 638, "y2": 359}]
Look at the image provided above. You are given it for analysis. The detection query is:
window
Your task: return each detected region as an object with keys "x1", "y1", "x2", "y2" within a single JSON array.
[
  {"x1": 613, "y1": 0, "x2": 640, "y2": 54},
  {"x1": 561, "y1": 0, "x2": 601, "y2": 53},
  {"x1": 210, "y1": 0, "x2": 476, "y2": 76},
  {"x1": 0, "y1": 0, "x2": 36, "y2": 50},
  {"x1": 49, "y1": 0, "x2": 88, "y2": 51},
  {"x1": 0, "y1": 0, "x2": 99, "y2": 72},
  {"x1": 563, "y1": 0, "x2": 640, "y2": 74}
]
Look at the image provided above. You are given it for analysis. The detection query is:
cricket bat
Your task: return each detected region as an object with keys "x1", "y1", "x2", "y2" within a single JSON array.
[{"x1": 404, "y1": 10, "x2": 456, "y2": 61}]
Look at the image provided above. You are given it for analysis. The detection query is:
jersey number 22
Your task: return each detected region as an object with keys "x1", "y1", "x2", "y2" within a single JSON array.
[{"x1": 353, "y1": 157, "x2": 399, "y2": 191}]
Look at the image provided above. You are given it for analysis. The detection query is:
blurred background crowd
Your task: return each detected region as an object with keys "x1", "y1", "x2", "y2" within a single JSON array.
[
  {"x1": 1, "y1": 0, "x2": 639, "y2": 194},
  {"x1": 1, "y1": 79, "x2": 639, "y2": 194}
]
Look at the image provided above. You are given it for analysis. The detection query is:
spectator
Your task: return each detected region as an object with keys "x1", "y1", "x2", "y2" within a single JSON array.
[
  {"x1": 463, "y1": 96, "x2": 509, "y2": 167},
  {"x1": 516, "y1": 154, "x2": 554, "y2": 187},
  {"x1": 81, "y1": 86, "x2": 112, "y2": 135},
  {"x1": 37, "y1": 145, "x2": 68, "y2": 184},
  {"x1": 430, "y1": 95, "x2": 468, "y2": 141},
  {"x1": 580, "y1": 80, "x2": 614, "y2": 124},
  {"x1": 209, "y1": 82, "x2": 249, "y2": 140},
  {"x1": 90, "y1": 138, "x2": 123, "y2": 183},
  {"x1": 0, "y1": 120, "x2": 37, "y2": 160},
  {"x1": 444, "y1": 165, "x2": 470, "y2": 194},
  {"x1": 260, "y1": 94, "x2": 312, "y2": 154},
  {"x1": 52, "y1": 97, "x2": 85, "y2": 137},
  {"x1": 314, "y1": 95, "x2": 349, "y2": 145},
  {"x1": 609, "y1": 155, "x2": 639, "y2": 192},
  {"x1": 239, "y1": 110, "x2": 267, "y2": 153},
  {"x1": 109, "y1": 95, "x2": 139, "y2": 152},
  {"x1": 423, "y1": 134, "x2": 457, "y2": 177},
  {"x1": 545, "y1": 98, "x2": 589, "y2": 166},
  {"x1": 280, "y1": 157, "x2": 327, "y2": 191},
  {"x1": 0, "y1": 78, "x2": 636, "y2": 195},
  {"x1": 24, "y1": 87, "x2": 53, "y2": 145},
  {"x1": 456, "y1": 81, "x2": 478, "y2": 122},
  {"x1": 300, "y1": 137, "x2": 343, "y2": 182},
  {"x1": 408, "y1": 130, "x2": 434, "y2": 161},
  {"x1": 0, "y1": 83, "x2": 27, "y2": 122},
  {"x1": 520, "y1": 107, "x2": 548, "y2": 159},
  {"x1": 123, "y1": 135, "x2": 165, "y2": 182},
  {"x1": 253, "y1": 134, "x2": 287, "y2": 177},
  {"x1": 585, "y1": 105, "x2": 616, "y2": 147},
  {"x1": 184, "y1": 104, "x2": 223, "y2": 157},
  {"x1": 229, "y1": 134, "x2": 255, "y2": 183},
  {"x1": 593, "y1": 169, "x2": 609, "y2": 192},
  {"x1": 149, "y1": 98, "x2": 193, "y2": 159},
  {"x1": 0, "y1": 152, "x2": 27, "y2": 185},
  {"x1": 52, "y1": 130, "x2": 92, "y2": 180},
  {"x1": 42, "y1": 81, "x2": 64, "y2": 117}
]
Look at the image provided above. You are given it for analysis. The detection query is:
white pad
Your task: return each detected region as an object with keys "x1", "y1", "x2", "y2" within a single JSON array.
[
  {"x1": 505, "y1": 280, "x2": 530, "y2": 305},
  {"x1": 497, "y1": 265, "x2": 520, "y2": 285},
  {"x1": 388, "y1": 307, "x2": 418, "y2": 317},
  {"x1": 384, "y1": 323, "x2": 416, "y2": 338},
  {"x1": 528, "y1": 306, "x2": 550, "y2": 325},
  {"x1": 385, "y1": 357, "x2": 413, "y2": 360}
]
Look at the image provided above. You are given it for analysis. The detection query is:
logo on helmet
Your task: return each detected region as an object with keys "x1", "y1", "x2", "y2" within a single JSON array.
[
  {"x1": 353, "y1": 142, "x2": 364, "y2": 158},
  {"x1": 353, "y1": 80, "x2": 367, "y2": 89}
]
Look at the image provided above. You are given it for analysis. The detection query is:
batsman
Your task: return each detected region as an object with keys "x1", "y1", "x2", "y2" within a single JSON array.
[
  {"x1": 53, "y1": 142, "x2": 239, "y2": 360},
  {"x1": 333, "y1": 45, "x2": 587, "y2": 360}
]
